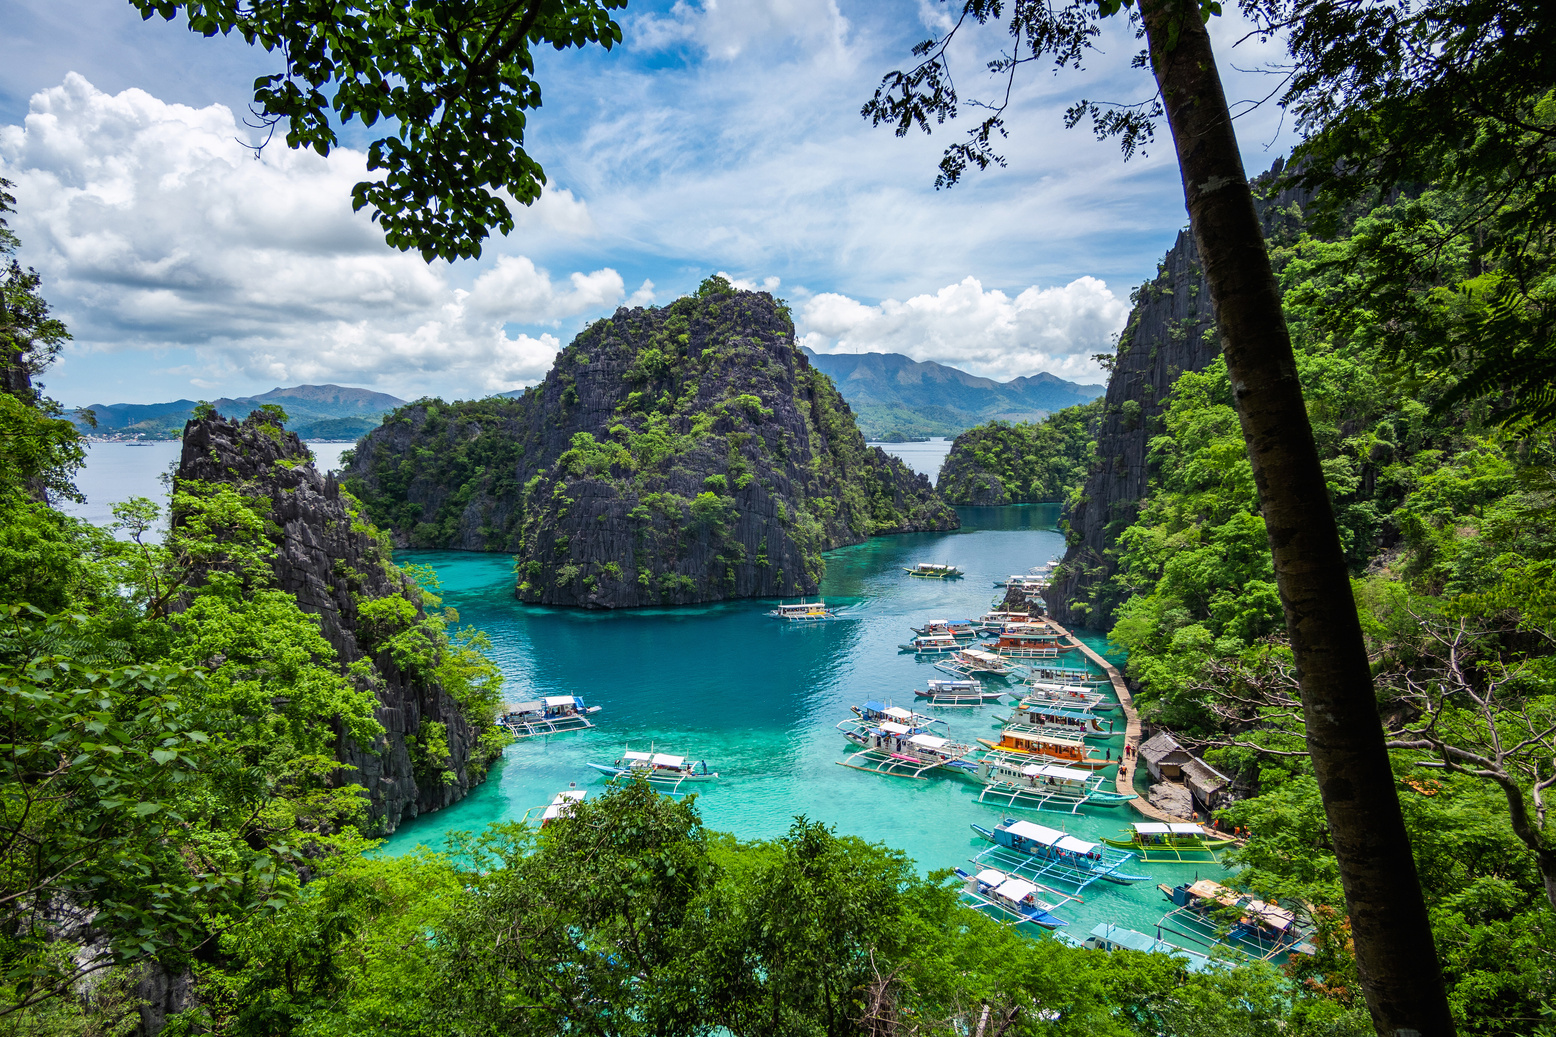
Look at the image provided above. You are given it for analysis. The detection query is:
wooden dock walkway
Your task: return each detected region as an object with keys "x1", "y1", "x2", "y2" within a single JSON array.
[{"x1": 1045, "y1": 620, "x2": 1194, "y2": 823}]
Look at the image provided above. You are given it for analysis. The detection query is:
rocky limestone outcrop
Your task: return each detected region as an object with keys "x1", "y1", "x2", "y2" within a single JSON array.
[
  {"x1": 176, "y1": 412, "x2": 491, "y2": 833},
  {"x1": 1047, "y1": 160, "x2": 1312, "y2": 627},
  {"x1": 345, "y1": 284, "x2": 959, "y2": 607}
]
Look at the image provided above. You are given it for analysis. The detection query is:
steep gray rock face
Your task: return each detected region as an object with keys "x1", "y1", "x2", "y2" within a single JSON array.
[
  {"x1": 1047, "y1": 161, "x2": 1312, "y2": 628},
  {"x1": 345, "y1": 287, "x2": 959, "y2": 608},
  {"x1": 176, "y1": 413, "x2": 488, "y2": 833}
]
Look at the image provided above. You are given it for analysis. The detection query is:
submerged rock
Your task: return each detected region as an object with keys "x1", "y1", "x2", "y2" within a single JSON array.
[{"x1": 344, "y1": 281, "x2": 959, "y2": 607}]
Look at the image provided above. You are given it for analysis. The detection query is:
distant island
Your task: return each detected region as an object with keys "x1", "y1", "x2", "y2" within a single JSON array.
[
  {"x1": 801, "y1": 348, "x2": 1103, "y2": 440},
  {"x1": 72, "y1": 384, "x2": 406, "y2": 441}
]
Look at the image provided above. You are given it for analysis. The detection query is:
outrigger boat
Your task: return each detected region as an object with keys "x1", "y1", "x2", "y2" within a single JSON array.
[
  {"x1": 909, "y1": 618, "x2": 978, "y2": 638},
  {"x1": 955, "y1": 866, "x2": 1074, "y2": 931},
  {"x1": 898, "y1": 634, "x2": 964, "y2": 654},
  {"x1": 500, "y1": 695, "x2": 602, "y2": 737},
  {"x1": 1026, "y1": 664, "x2": 1099, "y2": 683},
  {"x1": 1078, "y1": 923, "x2": 1217, "y2": 972},
  {"x1": 936, "y1": 647, "x2": 1022, "y2": 681},
  {"x1": 837, "y1": 729, "x2": 977, "y2": 780},
  {"x1": 971, "y1": 610, "x2": 1033, "y2": 633},
  {"x1": 914, "y1": 678, "x2": 1005, "y2": 706},
  {"x1": 536, "y1": 787, "x2": 587, "y2": 827},
  {"x1": 971, "y1": 817, "x2": 1149, "y2": 888},
  {"x1": 588, "y1": 749, "x2": 718, "y2": 792},
  {"x1": 1021, "y1": 681, "x2": 1115, "y2": 713},
  {"x1": 840, "y1": 701, "x2": 948, "y2": 737},
  {"x1": 978, "y1": 728, "x2": 1116, "y2": 770},
  {"x1": 1156, "y1": 879, "x2": 1315, "y2": 961},
  {"x1": 995, "y1": 705, "x2": 1119, "y2": 740},
  {"x1": 767, "y1": 599, "x2": 843, "y2": 622},
  {"x1": 970, "y1": 756, "x2": 1136, "y2": 814},
  {"x1": 993, "y1": 573, "x2": 1049, "y2": 590},
  {"x1": 989, "y1": 629, "x2": 1066, "y2": 660},
  {"x1": 904, "y1": 562, "x2": 964, "y2": 578},
  {"x1": 1103, "y1": 823, "x2": 1236, "y2": 863}
]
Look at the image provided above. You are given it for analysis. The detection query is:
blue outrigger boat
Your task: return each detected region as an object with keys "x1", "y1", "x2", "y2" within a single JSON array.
[
  {"x1": 500, "y1": 695, "x2": 601, "y2": 737},
  {"x1": 954, "y1": 866, "x2": 1073, "y2": 932},
  {"x1": 970, "y1": 817, "x2": 1150, "y2": 889}
]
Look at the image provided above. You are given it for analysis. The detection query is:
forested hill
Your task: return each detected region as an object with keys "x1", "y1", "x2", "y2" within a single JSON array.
[
  {"x1": 343, "y1": 278, "x2": 958, "y2": 608},
  {"x1": 74, "y1": 384, "x2": 406, "y2": 440},
  {"x1": 936, "y1": 400, "x2": 1102, "y2": 505},
  {"x1": 801, "y1": 347, "x2": 1102, "y2": 439}
]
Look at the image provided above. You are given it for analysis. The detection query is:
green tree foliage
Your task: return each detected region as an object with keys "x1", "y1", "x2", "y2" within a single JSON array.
[
  {"x1": 937, "y1": 401, "x2": 1102, "y2": 504},
  {"x1": 128, "y1": 1, "x2": 626, "y2": 262}
]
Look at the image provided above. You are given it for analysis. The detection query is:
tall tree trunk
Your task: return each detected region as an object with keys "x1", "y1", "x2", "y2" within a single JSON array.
[{"x1": 1137, "y1": 2, "x2": 1455, "y2": 1034}]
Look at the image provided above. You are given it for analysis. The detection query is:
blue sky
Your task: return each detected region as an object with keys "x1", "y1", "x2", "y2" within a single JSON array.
[{"x1": 0, "y1": 0, "x2": 1296, "y2": 407}]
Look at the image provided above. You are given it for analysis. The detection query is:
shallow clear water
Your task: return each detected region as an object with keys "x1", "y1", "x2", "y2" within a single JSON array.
[{"x1": 384, "y1": 506, "x2": 1229, "y2": 940}]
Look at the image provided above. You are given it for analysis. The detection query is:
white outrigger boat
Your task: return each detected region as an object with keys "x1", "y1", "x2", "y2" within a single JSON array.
[
  {"x1": 970, "y1": 610, "x2": 1033, "y2": 633},
  {"x1": 971, "y1": 817, "x2": 1150, "y2": 889},
  {"x1": 903, "y1": 561, "x2": 964, "y2": 578},
  {"x1": 909, "y1": 618, "x2": 978, "y2": 638},
  {"x1": 767, "y1": 599, "x2": 843, "y2": 621},
  {"x1": 914, "y1": 678, "x2": 1005, "y2": 706},
  {"x1": 500, "y1": 695, "x2": 602, "y2": 737},
  {"x1": 837, "y1": 729, "x2": 978, "y2": 780},
  {"x1": 588, "y1": 749, "x2": 718, "y2": 792},
  {"x1": 1075, "y1": 923, "x2": 1217, "y2": 972},
  {"x1": 534, "y1": 787, "x2": 587, "y2": 827},
  {"x1": 993, "y1": 573, "x2": 1050, "y2": 591},
  {"x1": 898, "y1": 634, "x2": 964, "y2": 654},
  {"x1": 971, "y1": 756, "x2": 1136, "y2": 813},
  {"x1": 839, "y1": 701, "x2": 948, "y2": 738},
  {"x1": 935, "y1": 646, "x2": 1022, "y2": 681},
  {"x1": 955, "y1": 866, "x2": 1075, "y2": 931},
  {"x1": 1021, "y1": 681, "x2": 1116, "y2": 713},
  {"x1": 995, "y1": 704, "x2": 1119, "y2": 739}
]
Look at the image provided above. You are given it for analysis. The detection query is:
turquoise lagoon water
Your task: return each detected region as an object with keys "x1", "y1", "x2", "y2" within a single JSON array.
[{"x1": 383, "y1": 505, "x2": 1229, "y2": 940}]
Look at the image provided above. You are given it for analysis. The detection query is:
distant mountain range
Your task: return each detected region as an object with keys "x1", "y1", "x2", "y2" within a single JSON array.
[
  {"x1": 73, "y1": 385, "x2": 407, "y2": 441},
  {"x1": 800, "y1": 348, "x2": 1103, "y2": 440}
]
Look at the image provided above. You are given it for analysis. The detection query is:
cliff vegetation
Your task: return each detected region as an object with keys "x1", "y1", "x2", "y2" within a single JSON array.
[
  {"x1": 936, "y1": 400, "x2": 1103, "y2": 505},
  {"x1": 343, "y1": 278, "x2": 958, "y2": 607}
]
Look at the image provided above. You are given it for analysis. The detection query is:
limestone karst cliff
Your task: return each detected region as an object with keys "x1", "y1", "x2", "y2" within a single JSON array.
[
  {"x1": 344, "y1": 280, "x2": 959, "y2": 607},
  {"x1": 176, "y1": 410, "x2": 500, "y2": 833},
  {"x1": 1046, "y1": 161, "x2": 1311, "y2": 627}
]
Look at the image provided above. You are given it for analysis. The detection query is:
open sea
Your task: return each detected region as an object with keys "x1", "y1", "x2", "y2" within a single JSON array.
[{"x1": 66, "y1": 438, "x2": 1230, "y2": 942}]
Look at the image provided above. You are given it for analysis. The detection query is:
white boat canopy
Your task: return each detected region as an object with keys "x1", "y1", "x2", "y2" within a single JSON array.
[
  {"x1": 976, "y1": 868, "x2": 1007, "y2": 885},
  {"x1": 928, "y1": 680, "x2": 979, "y2": 691},
  {"x1": 1055, "y1": 835, "x2": 1099, "y2": 855},
  {"x1": 544, "y1": 695, "x2": 576, "y2": 708},
  {"x1": 651, "y1": 754, "x2": 686, "y2": 768},
  {"x1": 1169, "y1": 823, "x2": 1208, "y2": 835},
  {"x1": 907, "y1": 733, "x2": 949, "y2": 750},
  {"x1": 963, "y1": 649, "x2": 1002, "y2": 663},
  {"x1": 993, "y1": 877, "x2": 1039, "y2": 903},
  {"x1": 508, "y1": 700, "x2": 545, "y2": 713},
  {"x1": 883, "y1": 707, "x2": 915, "y2": 721},
  {"x1": 1029, "y1": 683, "x2": 1096, "y2": 695},
  {"x1": 1005, "y1": 820, "x2": 1066, "y2": 845},
  {"x1": 1134, "y1": 823, "x2": 1174, "y2": 835},
  {"x1": 878, "y1": 721, "x2": 913, "y2": 735},
  {"x1": 1036, "y1": 765, "x2": 1091, "y2": 781},
  {"x1": 623, "y1": 751, "x2": 654, "y2": 763}
]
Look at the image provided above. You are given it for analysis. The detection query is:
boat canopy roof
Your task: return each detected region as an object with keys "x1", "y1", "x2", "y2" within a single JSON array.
[
  {"x1": 963, "y1": 649, "x2": 1002, "y2": 662},
  {"x1": 879, "y1": 721, "x2": 912, "y2": 735},
  {"x1": 883, "y1": 706, "x2": 915, "y2": 721},
  {"x1": 623, "y1": 751, "x2": 654, "y2": 762},
  {"x1": 1029, "y1": 682, "x2": 1095, "y2": 694},
  {"x1": 1006, "y1": 729, "x2": 1084, "y2": 748},
  {"x1": 553, "y1": 789, "x2": 587, "y2": 803},
  {"x1": 1185, "y1": 880, "x2": 1297, "y2": 930},
  {"x1": 861, "y1": 700, "x2": 889, "y2": 713},
  {"x1": 919, "y1": 635, "x2": 958, "y2": 643},
  {"x1": 1023, "y1": 707, "x2": 1098, "y2": 722},
  {"x1": 508, "y1": 700, "x2": 544, "y2": 713},
  {"x1": 774, "y1": 600, "x2": 825, "y2": 612},
  {"x1": 993, "y1": 877, "x2": 1039, "y2": 903},
  {"x1": 1004, "y1": 819, "x2": 1065, "y2": 845},
  {"x1": 927, "y1": 679, "x2": 979, "y2": 691},
  {"x1": 1134, "y1": 823, "x2": 1174, "y2": 835},
  {"x1": 975, "y1": 868, "x2": 1007, "y2": 885},
  {"x1": 651, "y1": 753, "x2": 686, "y2": 767},
  {"x1": 1055, "y1": 835, "x2": 1098, "y2": 854},
  {"x1": 544, "y1": 695, "x2": 577, "y2": 708},
  {"x1": 1169, "y1": 823, "x2": 1207, "y2": 835},
  {"x1": 1036, "y1": 764, "x2": 1090, "y2": 781},
  {"x1": 908, "y1": 733, "x2": 949, "y2": 749}
]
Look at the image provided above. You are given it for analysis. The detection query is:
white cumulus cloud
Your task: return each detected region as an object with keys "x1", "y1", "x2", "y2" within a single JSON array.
[
  {"x1": 797, "y1": 276, "x2": 1128, "y2": 383},
  {"x1": 0, "y1": 74, "x2": 638, "y2": 400}
]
